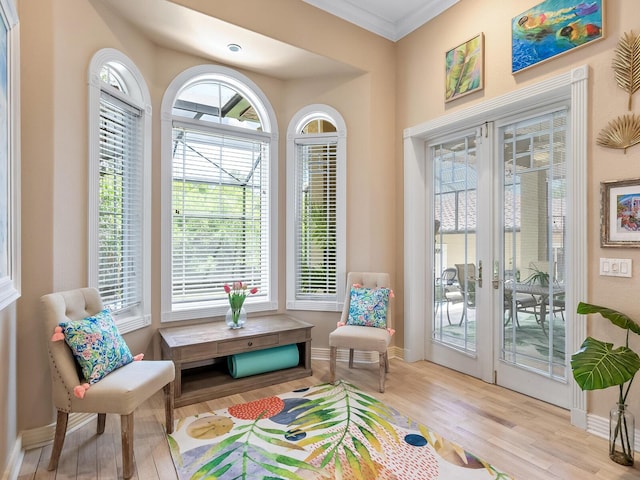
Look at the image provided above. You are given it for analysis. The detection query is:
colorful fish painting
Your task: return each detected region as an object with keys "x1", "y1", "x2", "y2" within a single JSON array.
[{"x1": 512, "y1": 0, "x2": 604, "y2": 73}]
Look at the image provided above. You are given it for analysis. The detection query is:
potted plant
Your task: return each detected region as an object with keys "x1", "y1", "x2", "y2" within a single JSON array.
[
  {"x1": 571, "y1": 302, "x2": 640, "y2": 466},
  {"x1": 523, "y1": 263, "x2": 550, "y2": 286}
]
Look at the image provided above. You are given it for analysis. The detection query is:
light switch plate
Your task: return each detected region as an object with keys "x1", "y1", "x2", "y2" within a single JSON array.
[{"x1": 600, "y1": 258, "x2": 632, "y2": 277}]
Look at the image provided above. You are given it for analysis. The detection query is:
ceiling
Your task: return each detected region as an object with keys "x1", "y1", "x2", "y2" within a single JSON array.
[
  {"x1": 95, "y1": 0, "x2": 365, "y2": 80},
  {"x1": 302, "y1": 0, "x2": 460, "y2": 41},
  {"x1": 94, "y1": 0, "x2": 458, "y2": 81}
]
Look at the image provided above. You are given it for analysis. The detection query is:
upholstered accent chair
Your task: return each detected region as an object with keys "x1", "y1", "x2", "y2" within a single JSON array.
[
  {"x1": 41, "y1": 287, "x2": 175, "y2": 479},
  {"x1": 329, "y1": 272, "x2": 393, "y2": 393}
]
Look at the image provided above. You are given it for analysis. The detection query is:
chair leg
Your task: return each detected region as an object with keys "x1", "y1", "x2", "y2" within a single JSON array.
[
  {"x1": 121, "y1": 413, "x2": 134, "y2": 479},
  {"x1": 446, "y1": 301, "x2": 452, "y2": 325},
  {"x1": 458, "y1": 306, "x2": 466, "y2": 326},
  {"x1": 348, "y1": 349, "x2": 354, "y2": 369},
  {"x1": 384, "y1": 351, "x2": 390, "y2": 373},
  {"x1": 329, "y1": 346, "x2": 337, "y2": 383},
  {"x1": 47, "y1": 410, "x2": 68, "y2": 471},
  {"x1": 378, "y1": 352, "x2": 387, "y2": 393},
  {"x1": 97, "y1": 413, "x2": 106, "y2": 434},
  {"x1": 165, "y1": 381, "x2": 175, "y2": 434}
]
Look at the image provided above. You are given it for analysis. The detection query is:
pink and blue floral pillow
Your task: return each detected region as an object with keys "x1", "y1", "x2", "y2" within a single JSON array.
[
  {"x1": 347, "y1": 286, "x2": 390, "y2": 328},
  {"x1": 60, "y1": 309, "x2": 133, "y2": 385}
]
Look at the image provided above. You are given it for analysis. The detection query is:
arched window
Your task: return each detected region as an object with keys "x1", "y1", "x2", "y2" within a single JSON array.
[
  {"x1": 161, "y1": 65, "x2": 278, "y2": 321},
  {"x1": 286, "y1": 105, "x2": 346, "y2": 311},
  {"x1": 88, "y1": 48, "x2": 152, "y2": 333}
]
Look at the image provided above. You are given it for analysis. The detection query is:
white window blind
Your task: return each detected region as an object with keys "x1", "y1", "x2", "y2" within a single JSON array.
[
  {"x1": 98, "y1": 91, "x2": 143, "y2": 314},
  {"x1": 294, "y1": 138, "x2": 338, "y2": 300},
  {"x1": 171, "y1": 125, "x2": 269, "y2": 307}
]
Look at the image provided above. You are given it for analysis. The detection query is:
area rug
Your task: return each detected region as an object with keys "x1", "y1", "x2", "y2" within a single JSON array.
[{"x1": 167, "y1": 380, "x2": 513, "y2": 479}]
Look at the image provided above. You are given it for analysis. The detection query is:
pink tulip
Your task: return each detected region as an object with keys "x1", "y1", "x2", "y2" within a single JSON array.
[
  {"x1": 250, "y1": 287, "x2": 258, "y2": 294},
  {"x1": 233, "y1": 281, "x2": 243, "y2": 290},
  {"x1": 224, "y1": 284, "x2": 231, "y2": 294}
]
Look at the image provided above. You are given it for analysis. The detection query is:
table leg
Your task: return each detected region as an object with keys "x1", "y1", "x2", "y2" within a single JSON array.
[{"x1": 539, "y1": 298, "x2": 547, "y2": 336}]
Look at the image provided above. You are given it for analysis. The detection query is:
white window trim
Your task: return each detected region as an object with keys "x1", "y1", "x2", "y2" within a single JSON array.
[
  {"x1": 87, "y1": 48, "x2": 152, "y2": 334},
  {"x1": 286, "y1": 104, "x2": 346, "y2": 312},
  {"x1": 0, "y1": 0, "x2": 20, "y2": 311},
  {"x1": 160, "y1": 65, "x2": 279, "y2": 323}
]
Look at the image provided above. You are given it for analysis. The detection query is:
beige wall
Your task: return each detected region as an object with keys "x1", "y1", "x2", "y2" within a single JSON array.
[
  {"x1": 2, "y1": 0, "x2": 638, "y2": 474},
  {"x1": 0, "y1": 305, "x2": 16, "y2": 478},
  {"x1": 396, "y1": 0, "x2": 640, "y2": 419}
]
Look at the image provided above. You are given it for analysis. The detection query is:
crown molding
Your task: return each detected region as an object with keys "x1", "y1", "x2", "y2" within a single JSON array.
[{"x1": 303, "y1": 0, "x2": 460, "y2": 41}]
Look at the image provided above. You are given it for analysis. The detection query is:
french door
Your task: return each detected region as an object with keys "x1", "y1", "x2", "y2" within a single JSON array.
[
  {"x1": 431, "y1": 127, "x2": 493, "y2": 383},
  {"x1": 429, "y1": 108, "x2": 571, "y2": 408},
  {"x1": 494, "y1": 109, "x2": 571, "y2": 407}
]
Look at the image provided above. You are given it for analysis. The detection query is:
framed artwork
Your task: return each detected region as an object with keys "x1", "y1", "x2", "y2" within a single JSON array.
[
  {"x1": 601, "y1": 178, "x2": 640, "y2": 247},
  {"x1": 512, "y1": 0, "x2": 604, "y2": 74},
  {"x1": 0, "y1": 0, "x2": 19, "y2": 310},
  {"x1": 445, "y1": 33, "x2": 484, "y2": 103}
]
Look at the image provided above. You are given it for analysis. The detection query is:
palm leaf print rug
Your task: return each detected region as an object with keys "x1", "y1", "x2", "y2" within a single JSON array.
[{"x1": 167, "y1": 380, "x2": 513, "y2": 479}]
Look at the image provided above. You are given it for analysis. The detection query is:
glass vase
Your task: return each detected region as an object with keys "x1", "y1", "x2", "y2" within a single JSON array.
[
  {"x1": 609, "y1": 403, "x2": 635, "y2": 466},
  {"x1": 225, "y1": 307, "x2": 246, "y2": 329}
]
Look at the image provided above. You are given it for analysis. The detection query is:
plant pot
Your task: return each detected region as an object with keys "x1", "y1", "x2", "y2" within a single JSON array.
[
  {"x1": 610, "y1": 403, "x2": 635, "y2": 466},
  {"x1": 225, "y1": 307, "x2": 246, "y2": 329}
]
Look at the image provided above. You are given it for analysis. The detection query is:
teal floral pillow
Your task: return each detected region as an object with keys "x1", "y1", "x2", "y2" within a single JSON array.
[
  {"x1": 347, "y1": 286, "x2": 390, "y2": 328},
  {"x1": 60, "y1": 309, "x2": 133, "y2": 384}
]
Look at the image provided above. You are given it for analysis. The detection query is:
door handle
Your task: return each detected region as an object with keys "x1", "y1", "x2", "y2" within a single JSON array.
[{"x1": 477, "y1": 260, "x2": 482, "y2": 288}]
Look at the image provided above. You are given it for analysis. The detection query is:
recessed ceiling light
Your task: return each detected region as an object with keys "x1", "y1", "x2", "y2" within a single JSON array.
[{"x1": 227, "y1": 43, "x2": 242, "y2": 53}]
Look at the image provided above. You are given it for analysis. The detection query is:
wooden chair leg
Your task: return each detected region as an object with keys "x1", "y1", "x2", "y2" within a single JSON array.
[
  {"x1": 165, "y1": 381, "x2": 175, "y2": 434},
  {"x1": 348, "y1": 349, "x2": 354, "y2": 368},
  {"x1": 47, "y1": 410, "x2": 68, "y2": 471},
  {"x1": 121, "y1": 413, "x2": 134, "y2": 479},
  {"x1": 379, "y1": 352, "x2": 386, "y2": 393},
  {"x1": 97, "y1": 413, "x2": 106, "y2": 434},
  {"x1": 329, "y1": 346, "x2": 337, "y2": 383},
  {"x1": 384, "y1": 350, "x2": 390, "y2": 373}
]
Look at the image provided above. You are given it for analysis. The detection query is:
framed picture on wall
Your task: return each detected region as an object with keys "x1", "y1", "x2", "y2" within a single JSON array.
[
  {"x1": 512, "y1": 0, "x2": 604, "y2": 74},
  {"x1": 601, "y1": 178, "x2": 640, "y2": 247},
  {"x1": 444, "y1": 33, "x2": 484, "y2": 103},
  {"x1": 0, "y1": 0, "x2": 19, "y2": 310}
]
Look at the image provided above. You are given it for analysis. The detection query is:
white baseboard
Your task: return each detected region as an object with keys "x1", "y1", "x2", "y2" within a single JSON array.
[
  {"x1": 310, "y1": 346, "x2": 405, "y2": 363},
  {"x1": 587, "y1": 412, "x2": 640, "y2": 453},
  {"x1": 20, "y1": 412, "x2": 95, "y2": 450},
  {"x1": 1, "y1": 437, "x2": 22, "y2": 480}
]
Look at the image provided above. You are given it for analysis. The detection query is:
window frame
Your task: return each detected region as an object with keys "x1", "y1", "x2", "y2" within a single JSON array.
[
  {"x1": 0, "y1": 0, "x2": 20, "y2": 311},
  {"x1": 88, "y1": 48, "x2": 152, "y2": 333},
  {"x1": 286, "y1": 105, "x2": 346, "y2": 312},
  {"x1": 160, "y1": 65, "x2": 278, "y2": 322}
]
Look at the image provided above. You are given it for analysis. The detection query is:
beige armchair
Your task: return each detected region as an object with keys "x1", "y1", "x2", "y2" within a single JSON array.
[
  {"x1": 41, "y1": 287, "x2": 175, "y2": 479},
  {"x1": 329, "y1": 272, "x2": 393, "y2": 393}
]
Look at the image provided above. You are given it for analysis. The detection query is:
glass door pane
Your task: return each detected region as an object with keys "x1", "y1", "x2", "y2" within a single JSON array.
[
  {"x1": 501, "y1": 111, "x2": 567, "y2": 381},
  {"x1": 433, "y1": 134, "x2": 477, "y2": 354}
]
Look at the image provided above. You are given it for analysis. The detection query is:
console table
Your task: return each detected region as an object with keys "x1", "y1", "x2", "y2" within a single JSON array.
[{"x1": 159, "y1": 315, "x2": 313, "y2": 407}]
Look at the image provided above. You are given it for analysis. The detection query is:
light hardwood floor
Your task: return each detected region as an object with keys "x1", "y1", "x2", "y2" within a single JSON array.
[{"x1": 17, "y1": 359, "x2": 640, "y2": 479}]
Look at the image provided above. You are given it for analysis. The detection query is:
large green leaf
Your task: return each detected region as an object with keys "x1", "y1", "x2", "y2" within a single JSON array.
[
  {"x1": 571, "y1": 336, "x2": 640, "y2": 390},
  {"x1": 576, "y1": 302, "x2": 640, "y2": 335}
]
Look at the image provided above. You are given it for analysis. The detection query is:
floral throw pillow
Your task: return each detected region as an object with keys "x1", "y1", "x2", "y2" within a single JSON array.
[
  {"x1": 347, "y1": 286, "x2": 390, "y2": 328},
  {"x1": 60, "y1": 309, "x2": 133, "y2": 384}
]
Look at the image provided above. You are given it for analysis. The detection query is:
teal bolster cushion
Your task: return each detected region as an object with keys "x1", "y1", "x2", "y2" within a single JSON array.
[
  {"x1": 60, "y1": 309, "x2": 133, "y2": 384},
  {"x1": 346, "y1": 286, "x2": 390, "y2": 328}
]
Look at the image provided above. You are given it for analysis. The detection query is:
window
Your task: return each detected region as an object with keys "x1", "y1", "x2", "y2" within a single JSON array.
[
  {"x1": 88, "y1": 49, "x2": 151, "y2": 333},
  {"x1": 161, "y1": 65, "x2": 278, "y2": 322},
  {"x1": 0, "y1": 0, "x2": 20, "y2": 311},
  {"x1": 286, "y1": 105, "x2": 346, "y2": 311}
]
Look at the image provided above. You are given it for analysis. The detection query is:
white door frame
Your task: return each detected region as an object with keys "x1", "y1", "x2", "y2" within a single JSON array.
[{"x1": 403, "y1": 66, "x2": 588, "y2": 428}]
